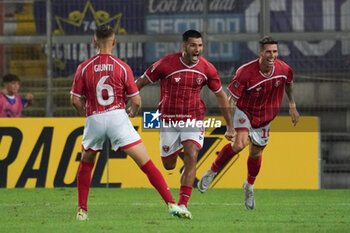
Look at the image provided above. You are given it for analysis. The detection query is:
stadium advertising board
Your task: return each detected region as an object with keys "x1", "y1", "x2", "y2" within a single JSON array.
[
  {"x1": 0, "y1": 116, "x2": 319, "y2": 189},
  {"x1": 32, "y1": 0, "x2": 350, "y2": 77},
  {"x1": 34, "y1": 0, "x2": 145, "y2": 76}
]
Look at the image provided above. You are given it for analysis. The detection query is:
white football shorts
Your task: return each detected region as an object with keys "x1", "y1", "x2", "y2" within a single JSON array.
[
  {"x1": 160, "y1": 121, "x2": 205, "y2": 159},
  {"x1": 82, "y1": 109, "x2": 141, "y2": 152},
  {"x1": 234, "y1": 107, "x2": 270, "y2": 146}
]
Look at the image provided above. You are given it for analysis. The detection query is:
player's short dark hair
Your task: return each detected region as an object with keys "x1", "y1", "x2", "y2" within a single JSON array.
[
  {"x1": 259, "y1": 36, "x2": 278, "y2": 50},
  {"x1": 182, "y1": 29, "x2": 202, "y2": 42},
  {"x1": 94, "y1": 24, "x2": 114, "y2": 40},
  {"x1": 2, "y1": 73, "x2": 20, "y2": 85}
]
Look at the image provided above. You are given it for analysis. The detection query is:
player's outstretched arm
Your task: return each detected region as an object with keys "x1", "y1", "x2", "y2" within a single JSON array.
[
  {"x1": 135, "y1": 75, "x2": 151, "y2": 91},
  {"x1": 285, "y1": 82, "x2": 300, "y2": 126},
  {"x1": 127, "y1": 94, "x2": 141, "y2": 118},
  {"x1": 70, "y1": 94, "x2": 86, "y2": 117},
  {"x1": 215, "y1": 90, "x2": 235, "y2": 141}
]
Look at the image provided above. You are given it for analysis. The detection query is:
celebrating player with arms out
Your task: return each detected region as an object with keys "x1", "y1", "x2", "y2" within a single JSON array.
[
  {"x1": 197, "y1": 36, "x2": 300, "y2": 210},
  {"x1": 70, "y1": 24, "x2": 190, "y2": 221},
  {"x1": 136, "y1": 29, "x2": 235, "y2": 218}
]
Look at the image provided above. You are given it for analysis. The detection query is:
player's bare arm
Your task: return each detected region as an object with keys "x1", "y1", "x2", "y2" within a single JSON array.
[
  {"x1": 215, "y1": 90, "x2": 235, "y2": 141},
  {"x1": 227, "y1": 95, "x2": 238, "y2": 141},
  {"x1": 228, "y1": 94, "x2": 237, "y2": 110},
  {"x1": 127, "y1": 94, "x2": 141, "y2": 118},
  {"x1": 70, "y1": 94, "x2": 86, "y2": 116},
  {"x1": 285, "y1": 81, "x2": 300, "y2": 126},
  {"x1": 135, "y1": 75, "x2": 151, "y2": 91}
]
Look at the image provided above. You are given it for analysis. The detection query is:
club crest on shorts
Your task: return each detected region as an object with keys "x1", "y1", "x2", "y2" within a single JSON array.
[
  {"x1": 239, "y1": 118, "x2": 246, "y2": 124},
  {"x1": 162, "y1": 145, "x2": 170, "y2": 153}
]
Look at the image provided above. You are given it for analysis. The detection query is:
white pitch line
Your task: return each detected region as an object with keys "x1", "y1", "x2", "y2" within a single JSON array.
[{"x1": 1, "y1": 202, "x2": 350, "y2": 207}]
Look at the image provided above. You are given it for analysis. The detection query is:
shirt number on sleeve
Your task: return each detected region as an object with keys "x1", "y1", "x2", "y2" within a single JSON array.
[{"x1": 96, "y1": 75, "x2": 114, "y2": 106}]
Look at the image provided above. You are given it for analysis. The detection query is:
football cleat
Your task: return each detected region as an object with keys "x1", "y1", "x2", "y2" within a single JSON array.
[
  {"x1": 178, "y1": 204, "x2": 192, "y2": 219},
  {"x1": 168, "y1": 203, "x2": 192, "y2": 219},
  {"x1": 197, "y1": 169, "x2": 217, "y2": 193},
  {"x1": 76, "y1": 208, "x2": 88, "y2": 221},
  {"x1": 243, "y1": 181, "x2": 255, "y2": 210}
]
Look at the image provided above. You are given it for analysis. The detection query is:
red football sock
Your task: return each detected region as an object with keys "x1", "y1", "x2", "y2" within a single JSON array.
[
  {"x1": 178, "y1": 186, "x2": 192, "y2": 207},
  {"x1": 211, "y1": 143, "x2": 236, "y2": 173},
  {"x1": 141, "y1": 160, "x2": 175, "y2": 204},
  {"x1": 77, "y1": 160, "x2": 94, "y2": 211},
  {"x1": 247, "y1": 156, "x2": 262, "y2": 185}
]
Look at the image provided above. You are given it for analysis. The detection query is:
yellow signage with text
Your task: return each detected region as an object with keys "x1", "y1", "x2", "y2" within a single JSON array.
[{"x1": 0, "y1": 116, "x2": 319, "y2": 189}]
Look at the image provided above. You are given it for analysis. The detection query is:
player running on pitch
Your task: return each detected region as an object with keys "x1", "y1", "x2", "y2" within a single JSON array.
[
  {"x1": 136, "y1": 29, "x2": 235, "y2": 218},
  {"x1": 197, "y1": 36, "x2": 300, "y2": 210}
]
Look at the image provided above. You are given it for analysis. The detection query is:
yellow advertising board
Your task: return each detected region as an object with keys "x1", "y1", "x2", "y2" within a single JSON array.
[{"x1": 0, "y1": 116, "x2": 319, "y2": 189}]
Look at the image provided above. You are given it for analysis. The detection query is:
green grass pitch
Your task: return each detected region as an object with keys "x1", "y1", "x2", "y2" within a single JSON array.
[{"x1": 0, "y1": 188, "x2": 349, "y2": 233}]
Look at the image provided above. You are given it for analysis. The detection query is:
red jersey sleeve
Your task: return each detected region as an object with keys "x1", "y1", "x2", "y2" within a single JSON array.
[
  {"x1": 287, "y1": 66, "x2": 293, "y2": 83},
  {"x1": 70, "y1": 64, "x2": 84, "y2": 97},
  {"x1": 124, "y1": 64, "x2": 139, "y2": 97},
  {"x1": 206, "y1": 63, "x2": 222, "y2": 93},
  {"x1": 143, "y1": 60, "x2": 163, "y2": 83},
  {"x1": 227, "y1": 68, "x2": 246, "y2": 99}
]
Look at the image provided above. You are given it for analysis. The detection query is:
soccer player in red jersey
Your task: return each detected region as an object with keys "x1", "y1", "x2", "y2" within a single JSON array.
[
  {"x1": 70, "y1": 24, "x2": 190, "y2": 221},
  {"x1": 136, "y1": 30, "x2": 235, "y2": 218},
  {"x1": 197, "y1": 36, "x2": 300, "y2": 210}
]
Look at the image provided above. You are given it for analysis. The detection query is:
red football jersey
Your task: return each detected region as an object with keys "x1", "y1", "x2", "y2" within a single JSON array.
[
  {"x1": 144, "y1": 52, "x2": 222, "y2": 121},
  {"x1": 227, "y1": 58, "x2": 293, "y2": 128},
  {"x1": 71, "y1": 54, "x2": 139, "y2": 116}
]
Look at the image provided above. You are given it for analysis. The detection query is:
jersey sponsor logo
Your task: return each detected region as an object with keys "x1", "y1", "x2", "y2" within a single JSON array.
[
  {"x1": 239, "y1": 118, "x2": 246, "y2": 124},
  {"x1": 174, "y1": 77, "x2": 181, "y2": 82},
  {"x1": 196, "y1": 77, "x2": 203, "y2": 85},
  {"x1": 143, "y1": 110, "x2": 161, "y2": 129},
  {"x1": 162, "y1": 145, "x2": 170, "y2": 153}
]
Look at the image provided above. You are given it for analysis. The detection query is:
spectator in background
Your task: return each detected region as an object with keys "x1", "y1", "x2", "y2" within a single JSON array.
[{"x1": 0, "y1": 73, "x2": 34, "y2": 117}]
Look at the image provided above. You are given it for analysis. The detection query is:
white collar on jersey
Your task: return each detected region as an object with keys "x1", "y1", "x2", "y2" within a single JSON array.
[
  {"x1": 259, "y1": 65, "x2": 275, "y2": 78},
  {"x1": 179, "y1": 56, "x2": 199, "y2": 69}
]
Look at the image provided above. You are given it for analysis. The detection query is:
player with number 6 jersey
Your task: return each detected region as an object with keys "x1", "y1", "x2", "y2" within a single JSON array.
[
  {"x1": 70, "y1": 24, "x2": 191, "y2": 221},
  {"x1": 71, "y1": 54, "x2": 138, "y2": 116}
]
